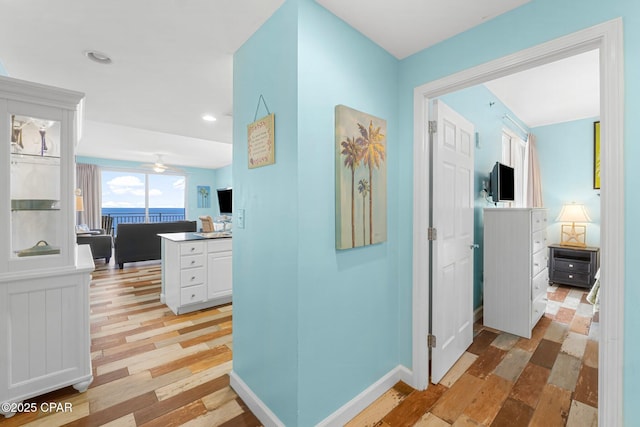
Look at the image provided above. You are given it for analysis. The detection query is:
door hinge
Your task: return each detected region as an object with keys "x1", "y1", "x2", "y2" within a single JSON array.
[
  {"x1": 428, "y1": 120, "x2": 437, "y2": 134},
  {"x1": 428, "y1": 334, "x2": 437, "y2": 348},
  {"x1": 428, "y1": 227, "x2": 437, "y2": 241}
]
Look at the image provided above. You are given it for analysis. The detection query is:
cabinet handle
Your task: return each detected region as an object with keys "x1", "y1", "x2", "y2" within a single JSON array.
[
  {"x1": 569, "y1": 264, "x2": 574, "y2": 268},
  {"x1": 191, "y1": 294, "x2": 195, "y2": 298},
  {"x1": 534, "y1": 263, "x2": 539, "y2": 267},
  {"x1": 191, "y1": 276, "x2": 196, "y2": 281},
  {"x1": 191, "y1": 260, "x2": 196, "y2": 265},
  {"x1": 569, "y1": 274, "x2": 574, "y2": 279},
  {"x1": 191, "y1": 247, "x2": 196, "y2": 252}
]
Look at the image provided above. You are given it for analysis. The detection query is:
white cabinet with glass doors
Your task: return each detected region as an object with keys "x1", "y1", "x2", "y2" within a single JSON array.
[{"x1": 0, "y1": 76, "x2": 94, "y2": 418}]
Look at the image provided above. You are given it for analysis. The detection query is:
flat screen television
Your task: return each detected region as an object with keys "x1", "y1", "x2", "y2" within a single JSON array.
[
  {"x1": 489, "y1": 162, "x2": 515, "y2": 203},
  {"x1": 217, "y1": 187, "x2": 232, "y2": 215}
]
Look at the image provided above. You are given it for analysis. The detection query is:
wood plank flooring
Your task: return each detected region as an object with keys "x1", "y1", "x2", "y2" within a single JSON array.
[
  {"x1": 2, "y1": 261, "x2": 261, "y2": 427},
  {"x1": 348, "y1": 284, "x2": 599, "y2": 427},
  {"x1": 2, "y1": 260, "x2": 598, "y2": 426}
]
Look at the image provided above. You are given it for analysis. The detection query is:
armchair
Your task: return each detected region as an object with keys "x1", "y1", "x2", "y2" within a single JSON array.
[{"x1": 77, "y1": 227, "x2": 113, "y2": 263}]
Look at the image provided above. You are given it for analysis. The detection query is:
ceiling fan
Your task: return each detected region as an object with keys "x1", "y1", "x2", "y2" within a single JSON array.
[{"x1": 140, "y1": 154, "x2": 183, "y2": 174}]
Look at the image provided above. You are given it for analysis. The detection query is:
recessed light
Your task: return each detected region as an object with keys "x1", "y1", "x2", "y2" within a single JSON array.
[
  {"x1": 202, "y1": 114, "x2": 217, "y2": 122},
  {"x1": 84, "y1": 50, "x2": 112, "y2": 64}
]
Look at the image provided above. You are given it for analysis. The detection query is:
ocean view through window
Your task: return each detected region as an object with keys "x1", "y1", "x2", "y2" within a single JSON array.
[{"x1": 102, "y1": 169, "x2": 186, "y2": 234}]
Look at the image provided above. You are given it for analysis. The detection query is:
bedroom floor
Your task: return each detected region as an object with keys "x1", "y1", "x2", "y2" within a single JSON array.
[{"x1": 347, "y1": 284, "x2": 599, "y2": 426}]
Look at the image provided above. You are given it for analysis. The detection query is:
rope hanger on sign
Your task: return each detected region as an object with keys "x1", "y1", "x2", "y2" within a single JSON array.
[{"x1": 253, "y1": 94, "x2": 271, "y2": 122}]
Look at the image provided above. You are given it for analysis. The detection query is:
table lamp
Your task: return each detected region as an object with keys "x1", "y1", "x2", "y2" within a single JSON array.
[
  {"x1": 75, "y1": 188, "x2": 84, "y2": 227},
  {"x1": 557, "y1": 202, "x2": 591, "y2": 247}
]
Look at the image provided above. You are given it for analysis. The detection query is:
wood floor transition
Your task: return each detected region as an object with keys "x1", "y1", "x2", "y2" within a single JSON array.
[{"x1": 1, "y1": 260, "x2": 598, "y2": 426}]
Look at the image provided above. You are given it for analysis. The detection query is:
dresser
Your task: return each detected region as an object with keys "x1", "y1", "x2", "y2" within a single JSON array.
[
  {"x1": 483, "y1": 208, "x2": 548, "y2": 339},
  {"x1": 159, "y1": 233, "x2": 232, "y2": 315},
  {"x1": 548, "y1": 244, "x2": 599, "y2": 289}
]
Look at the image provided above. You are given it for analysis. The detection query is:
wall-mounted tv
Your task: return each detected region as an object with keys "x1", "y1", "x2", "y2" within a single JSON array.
[
  {"x1": 217, "y1": 187, "x2": 232, "y2": 215},
  {"x1": 489, "y1": 162, "x2": 515, "y2": 204}
]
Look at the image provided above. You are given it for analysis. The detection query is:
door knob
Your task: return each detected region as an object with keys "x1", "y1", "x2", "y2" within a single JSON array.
[{"x1": 470, "y1": 244, "x2": 479, "y2": 249}]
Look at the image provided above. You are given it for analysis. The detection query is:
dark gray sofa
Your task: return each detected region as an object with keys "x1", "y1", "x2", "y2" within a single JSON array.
[
  {"x1": 114, "y1": 221, "x2": 196, "y2": 269},
  {"x1": 77, "y1": 233, "x2": 113, "y2": 263}
]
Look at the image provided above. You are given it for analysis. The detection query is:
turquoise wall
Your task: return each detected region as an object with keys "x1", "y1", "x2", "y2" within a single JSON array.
[
  {"x1": 440, "y1": 85, "x2": 530, "y2": 309},
  {"x1": 0, "y1": 61, "x2": 7, "y2": 76},
  {"x1": 232, "y1": 1, "x2": 300, "y2": 425},
  {"x1": 214, "y1": 164, "x2": 232, "y2": 189},
  {"x1": 233, "y1": 0, "x2": 399, "y2": 424},
  {"x1": 397, "y1": 0, "x2": 638, "y2": 421},
  {"x1": 535, "y1": 118, "x2": 601, "y2": 247},
  {"x1": 75, "y1": 156, "x2": 221, "y2": 225},
  {"x1": 296, "y1": 1, "x2": 399, "y2": 424}
]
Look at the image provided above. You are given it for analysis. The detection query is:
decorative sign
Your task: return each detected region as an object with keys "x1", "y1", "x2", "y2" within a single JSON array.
[{"x1": 247, "y1": 113, "x2": 275, "y2": 169}]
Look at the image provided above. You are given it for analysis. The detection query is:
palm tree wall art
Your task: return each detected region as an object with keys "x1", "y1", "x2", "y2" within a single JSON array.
[{"x1": 335, "y1": 105, "x2": 387, "y2": 249}]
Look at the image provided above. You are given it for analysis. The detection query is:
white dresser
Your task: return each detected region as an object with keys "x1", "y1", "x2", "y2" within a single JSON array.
[
  {"x1": 160, "y1": 233, "x2": 232, "y2": 315},
  {"x1": 483, "y1": 208, "x2": 548, "y2": 338}
]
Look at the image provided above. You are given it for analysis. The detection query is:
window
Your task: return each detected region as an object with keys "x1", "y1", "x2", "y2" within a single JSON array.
[
  {"x1": 501, "y1": 129, "x2": 526, "y2": 207},
  {"x1": 101, "y1": 169, "x2": 186, "y2": 233}
]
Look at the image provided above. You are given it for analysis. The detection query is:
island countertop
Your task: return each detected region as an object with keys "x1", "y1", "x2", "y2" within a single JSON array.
[{"x1": 158, "y1": 231, "x2": 232, "y2": 242}]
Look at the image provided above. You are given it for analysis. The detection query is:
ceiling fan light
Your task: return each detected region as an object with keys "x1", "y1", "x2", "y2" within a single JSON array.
[{"x1": 153, "y1": 165, "x2": 166, "y2": 173}]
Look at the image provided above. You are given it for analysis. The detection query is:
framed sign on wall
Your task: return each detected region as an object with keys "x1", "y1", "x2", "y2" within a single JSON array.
[{"x1": 248, "y1": 113, "x2": 275, "y2": 169}]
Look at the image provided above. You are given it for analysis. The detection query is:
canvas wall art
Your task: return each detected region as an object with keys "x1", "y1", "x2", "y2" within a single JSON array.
[
  {"x1": 594, "y1": 121, "x2": 600, "y2": 189},
  {"x1": 197, "y1": 185, "x2": 211, "y2": 208},
  {"x1": 335, "y1": 105, "x2": 387, "y2": 250}
]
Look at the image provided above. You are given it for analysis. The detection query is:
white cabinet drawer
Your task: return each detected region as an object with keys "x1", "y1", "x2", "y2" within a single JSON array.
[
  {"x1": 531, "y1": 210, "x2": 547, "y2": 232},
  {"x1": 180, "y1": 241, "x2": 205, "y2": 256},
  {"x1": 532, "y1": 248, "x2": 547, "y2": 277},
  {"x1": 180, "y1": 254, "x2": 204, "y2": 269},
  {"x1": 532, "y1": 229, "x2": 547, "y2": 255},
  {"x1": 181, "y1": 284, "x2": 206, "y2": 305},
  {"x1": 180, "y1": 267, "x2": 205, "y2": 287},
  {"x1": 207, "y1": 238, "x2": 232, "y2": 253},
  {"x1": 532, "y1": 268, "x2": 548, "y2": 300},
  {"x1": 531, "y1": 293, "x2": 547, "y2": 328}
]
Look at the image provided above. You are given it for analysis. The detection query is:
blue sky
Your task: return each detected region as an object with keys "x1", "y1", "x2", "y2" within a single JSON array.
[{"x1": 101, "y1": 170, "x2": 185, "y2": 208}]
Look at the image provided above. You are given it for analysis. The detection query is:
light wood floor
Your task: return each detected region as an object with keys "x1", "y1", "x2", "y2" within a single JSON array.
[
  {"x1": 2, "y1": 261, "x2": 261, "y2": 427},
  {"x1": 2, "y1": 261, "x2": 598, "y2": 426}
]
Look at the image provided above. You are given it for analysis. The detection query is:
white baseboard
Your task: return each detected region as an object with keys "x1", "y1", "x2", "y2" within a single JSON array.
[
  {"x1": 229, "y1": 370, "x2": 285, "y2": 427},
  {"x1": 474, "y1": 305, "x2": 483, "y2": 324},
  {"x1": 231, "y1": 365, "x2": 412, "y2": 427},
  {"x1": 317, "y1": 365, "x2": 412, "y2": 427}
]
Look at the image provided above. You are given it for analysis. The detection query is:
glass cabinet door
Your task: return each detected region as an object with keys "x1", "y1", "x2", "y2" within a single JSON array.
[{"x1": 10, "y1": 114, "x2": 61, "y2": 258}]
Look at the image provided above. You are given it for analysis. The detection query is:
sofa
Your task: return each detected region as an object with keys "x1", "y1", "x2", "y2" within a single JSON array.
[
  {"x1": 114, "y1": 220, "x2": 197, "y2": 269},
  {"x1": 77, "y1": 233, "x2": 113, "y2": 263}
]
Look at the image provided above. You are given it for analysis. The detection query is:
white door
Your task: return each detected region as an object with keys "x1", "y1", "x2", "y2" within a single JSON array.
[
  {"x1": 430, "y1": 99, "x2": 475, "y2": 384},
  {"x1": 207, "y1": 251, "x2": 232, "y2": 297}
]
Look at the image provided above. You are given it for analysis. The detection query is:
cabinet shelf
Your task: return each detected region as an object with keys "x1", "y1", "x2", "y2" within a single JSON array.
[
  {"x1": 11, "y1": 199, "x2": 60, "y2": 211},
  {"x1": 10, "y1": 151, "x2": 60, "y2": 160}
]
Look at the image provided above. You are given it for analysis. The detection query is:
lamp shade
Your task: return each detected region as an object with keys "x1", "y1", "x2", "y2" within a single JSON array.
[
  {"x1": 75, "y1": 195, "x2": 84, "y2": 212},
  {"x1": 557, "y1": 203, "x2": 591, "y2": 223}
]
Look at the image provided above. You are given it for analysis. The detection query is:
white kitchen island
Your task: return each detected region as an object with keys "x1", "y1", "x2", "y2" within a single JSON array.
[{"x1": 159, "y1": 232, "x2": 232, "y2": 315}]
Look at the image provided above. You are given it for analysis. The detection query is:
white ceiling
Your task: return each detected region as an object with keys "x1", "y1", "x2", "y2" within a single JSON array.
[
  {"x1": 484, "y1": 49, "x2": 600, "y2": 128},
  {"x1": 316, "y1": 0, "x2": 530, "y2": 60},
  {"x1": 0, "y1": 0, "x2": 595, "y2": 169}
]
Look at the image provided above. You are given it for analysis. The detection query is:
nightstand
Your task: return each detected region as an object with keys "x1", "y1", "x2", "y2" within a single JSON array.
[{"x1": 548, "y1": 244, "x2": 600, "y2": 288}]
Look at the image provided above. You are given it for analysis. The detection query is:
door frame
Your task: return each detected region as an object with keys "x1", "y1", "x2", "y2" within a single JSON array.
[{"x1": 412, "y1": 18, "x2": 624, "y2": 425}]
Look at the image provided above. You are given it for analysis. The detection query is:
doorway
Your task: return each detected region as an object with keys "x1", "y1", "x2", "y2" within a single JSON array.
[{"x1": 411, "y1": 18, "x2": 624, "y2": 425}]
